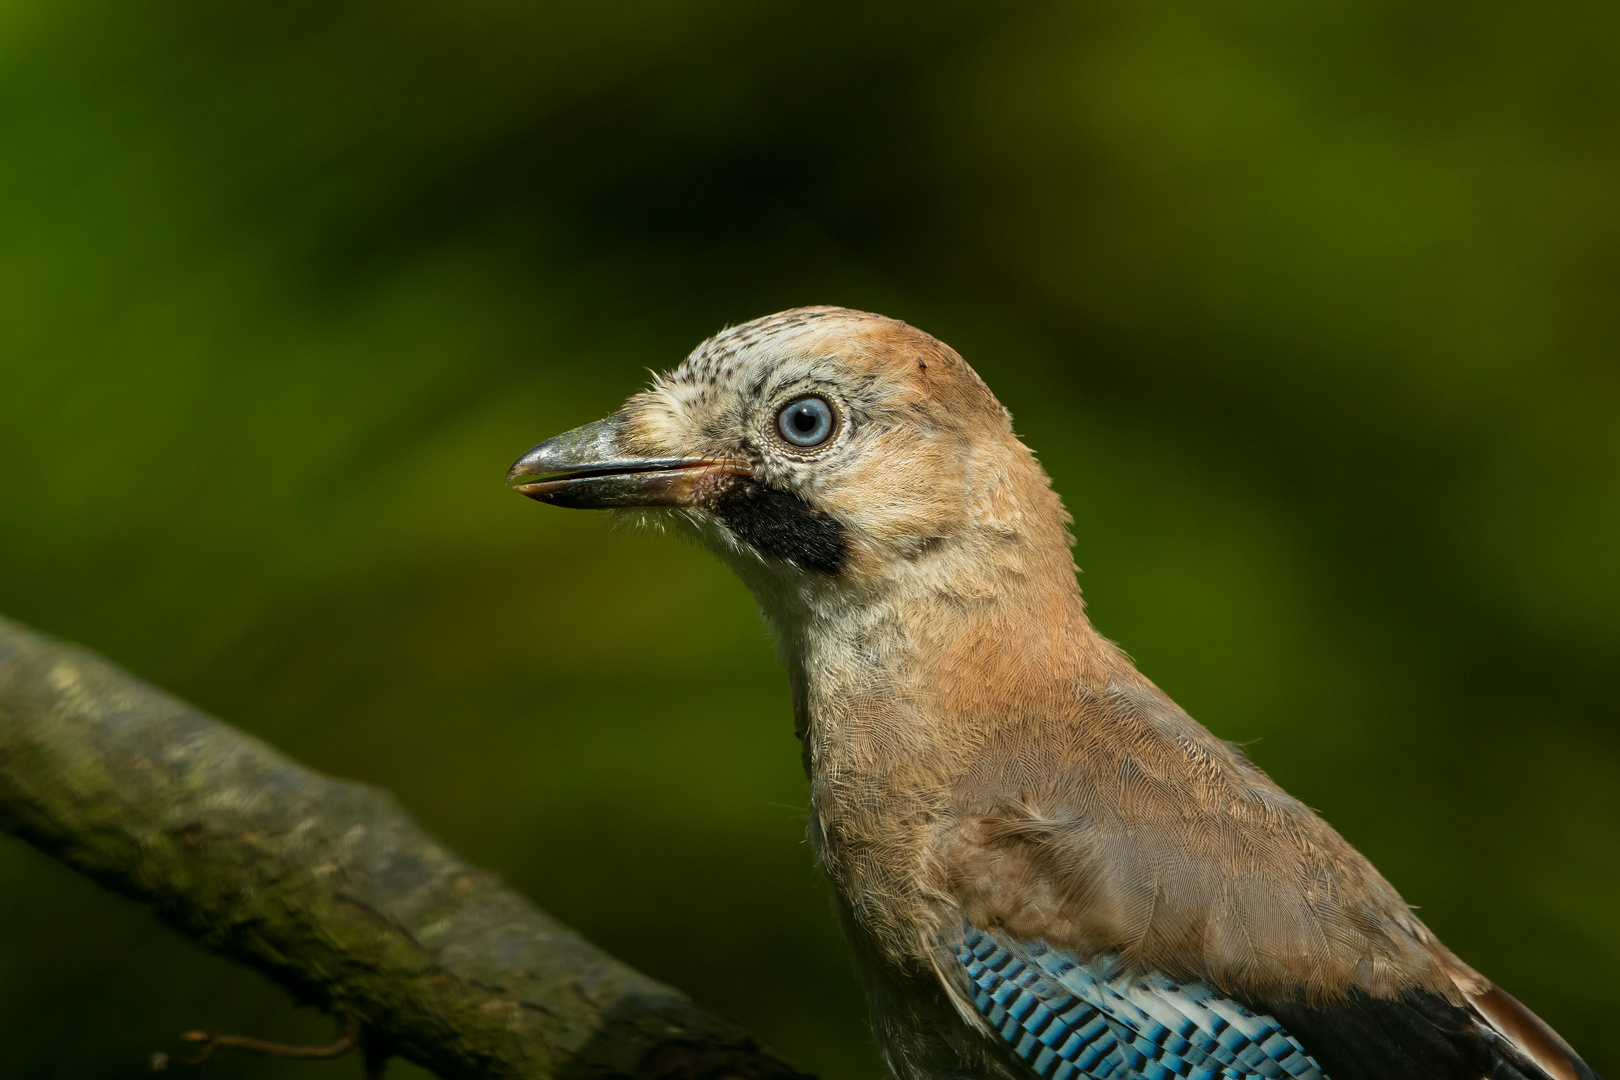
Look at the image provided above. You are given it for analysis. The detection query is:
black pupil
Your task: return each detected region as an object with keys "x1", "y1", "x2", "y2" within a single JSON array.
[{"x1": 792, "y1": 406, "x2": 818, "y2": 432}]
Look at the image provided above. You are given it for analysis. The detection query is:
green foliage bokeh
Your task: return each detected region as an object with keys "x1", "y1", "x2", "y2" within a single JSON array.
[{"x1": 1, "y1": 2, "x2": 1616, "y2": 1076}]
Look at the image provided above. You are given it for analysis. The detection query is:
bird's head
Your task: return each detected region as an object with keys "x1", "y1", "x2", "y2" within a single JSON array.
[{"x1": 508, "y1": 307, "x2": 1079, "y2": 625}]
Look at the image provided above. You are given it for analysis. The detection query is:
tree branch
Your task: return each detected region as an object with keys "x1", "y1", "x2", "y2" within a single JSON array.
[{"x1": 0, "y1": 615, "x2": 813, "y2": 1080}]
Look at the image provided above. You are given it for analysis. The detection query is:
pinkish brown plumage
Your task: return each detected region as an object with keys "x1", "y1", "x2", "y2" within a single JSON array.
[{"x1": 509, "y1": 307, "x2": 1599, "y2": 1080}]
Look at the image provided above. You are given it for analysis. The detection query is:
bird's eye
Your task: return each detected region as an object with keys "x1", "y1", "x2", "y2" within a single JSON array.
[{"x1": 776, "y1": 396, "x2": 835, "y2": 448}]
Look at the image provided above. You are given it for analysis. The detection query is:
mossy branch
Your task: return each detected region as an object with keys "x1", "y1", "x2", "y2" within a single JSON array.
[{"x1": 0, "y1": 615, "x2": 811, "y2": 1080}]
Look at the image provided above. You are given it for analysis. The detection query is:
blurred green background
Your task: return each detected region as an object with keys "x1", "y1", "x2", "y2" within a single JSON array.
[{"x1": 1, "y1": 1, "x2": 1617, "y2": 1076}]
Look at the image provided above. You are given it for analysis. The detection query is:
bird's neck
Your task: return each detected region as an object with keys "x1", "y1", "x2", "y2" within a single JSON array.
[{"x1": 749, "y1": 520, "x2": 1121, "y2": 742}]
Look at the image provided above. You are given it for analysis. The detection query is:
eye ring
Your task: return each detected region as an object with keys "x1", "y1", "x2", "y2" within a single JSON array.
[{"x1": 775, "y1": 395, "x2": 836, "y2": 448}]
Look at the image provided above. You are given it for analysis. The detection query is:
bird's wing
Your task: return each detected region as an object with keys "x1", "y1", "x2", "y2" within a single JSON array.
[
  {"x1": 945, "y1": 925, "x2": 1586, "y2": 1080},
  {"x1": 950, "y1": 925, "x2": 1325, "y2": 1080},
  {"x1": 1447, "y1": 968, "x2": 1603, "y2": 1080},
  {"x1": 936, "y1": 683, "x2": 1600, "y2": 1080}
]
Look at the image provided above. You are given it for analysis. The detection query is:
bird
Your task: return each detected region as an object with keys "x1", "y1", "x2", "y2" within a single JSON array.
[{"x1": 506, "y1": 306, "x2": 1600, "y2": 1080}]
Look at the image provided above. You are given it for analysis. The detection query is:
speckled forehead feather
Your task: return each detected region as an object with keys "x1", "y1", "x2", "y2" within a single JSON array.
[{"x1": 669, "y1": 306, "x2": 885, "y2": 392}]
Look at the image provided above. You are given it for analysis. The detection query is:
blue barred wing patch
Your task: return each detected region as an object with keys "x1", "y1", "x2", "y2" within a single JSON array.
[{"x1": 954, "y1": 927, "x2": 1326, "y2": 1080}]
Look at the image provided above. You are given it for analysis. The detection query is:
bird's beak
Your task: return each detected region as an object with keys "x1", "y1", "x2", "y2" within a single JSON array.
[{"x1": 506, "y1": 413, "x2": 751, "y2": 509}]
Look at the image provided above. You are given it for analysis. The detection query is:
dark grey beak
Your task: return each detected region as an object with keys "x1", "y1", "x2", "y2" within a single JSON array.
[{"x1": 506, "y1": 413, "x2": 750, "y2": 509}]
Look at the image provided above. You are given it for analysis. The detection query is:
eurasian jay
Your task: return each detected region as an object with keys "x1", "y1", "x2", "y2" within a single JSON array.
[{"x1": 507, "y1": 307, "x2": 1600, "y2": 1080}]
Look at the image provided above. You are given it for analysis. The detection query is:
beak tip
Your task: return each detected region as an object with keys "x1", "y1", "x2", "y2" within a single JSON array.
[{"x1": 506, "y1": 414, "x2": 629, "y2": 488}]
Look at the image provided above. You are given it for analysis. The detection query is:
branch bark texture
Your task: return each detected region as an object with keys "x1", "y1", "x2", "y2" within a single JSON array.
[{"x1": 0, "y1": 615, "x2": 812, "y2": 1080}]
